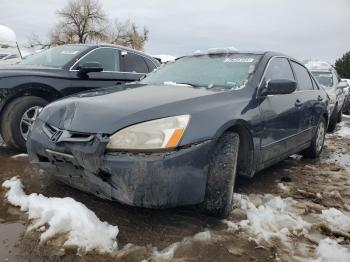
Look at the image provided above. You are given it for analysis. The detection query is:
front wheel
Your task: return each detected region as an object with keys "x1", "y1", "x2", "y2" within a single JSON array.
[
  {"x1": 1, "y1": 96, "x2": 47, "y2": 151},
  {"x1": 203, "y1": 132, "x2": 240, "y2": 218},
  {"x1": 302, "y1": 117, "x2": 326, "y2": 158}
]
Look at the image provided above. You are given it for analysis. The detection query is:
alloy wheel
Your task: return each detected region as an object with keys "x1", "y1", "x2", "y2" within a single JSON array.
[{"x1": 20, "y1": 106, "x2": 42, "y2": 141}]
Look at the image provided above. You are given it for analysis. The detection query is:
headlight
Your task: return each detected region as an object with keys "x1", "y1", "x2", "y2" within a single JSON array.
[{"x1": 106, "y1": 115, "x2": 190, "y2": 151}]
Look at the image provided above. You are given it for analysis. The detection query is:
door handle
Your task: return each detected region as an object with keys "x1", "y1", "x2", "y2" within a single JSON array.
[
  {"x1": 318, "y1": 95, "x2": 323, "y2": 101},
  {"x1": 295, "y1": 99, "x2": 303, "y2": 107},
  {"x1": 116, "y1": 82, "x2": 123, "y2": 85}
]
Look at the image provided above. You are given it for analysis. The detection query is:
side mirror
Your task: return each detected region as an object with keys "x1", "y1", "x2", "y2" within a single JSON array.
[
  {"x1": 260, "y1": 79, "x2": 297, "y2": 96},
  {"x1": 337, "y1": 80, "x2": 348, "y2": 89},
  {"x1": 78, "y1": 62, "x2": 103, "y2": 75}
]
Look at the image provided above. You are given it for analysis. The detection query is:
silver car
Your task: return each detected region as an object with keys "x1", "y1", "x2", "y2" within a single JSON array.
[{"x1": 306, "y1": 61, "x2": 347, "y2": 131}]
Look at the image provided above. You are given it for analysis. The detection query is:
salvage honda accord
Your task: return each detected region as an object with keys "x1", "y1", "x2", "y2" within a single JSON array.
[{"x1": 27, "y1": 50, "x2": 329, "y2": 218}]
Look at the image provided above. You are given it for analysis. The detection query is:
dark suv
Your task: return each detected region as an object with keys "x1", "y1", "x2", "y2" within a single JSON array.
[{"x1": 0, "y1": 44, "x2": 159, "y2": 150}]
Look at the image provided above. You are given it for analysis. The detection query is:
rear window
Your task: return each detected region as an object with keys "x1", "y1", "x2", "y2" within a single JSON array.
[
  {"x1": 122, "y1": 52, "x2": 149, "y2": 73},
  {"x1": 311, "y1": 71, "x2": 334, "y2": 88},
  {"x1": 292, "y1": 62, "x2": 314, "y2": 90}
]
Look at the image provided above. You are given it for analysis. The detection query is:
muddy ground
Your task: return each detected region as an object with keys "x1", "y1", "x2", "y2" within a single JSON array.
[{"x1": 1, "y1": 119, "x2": 350, "y2": 261}]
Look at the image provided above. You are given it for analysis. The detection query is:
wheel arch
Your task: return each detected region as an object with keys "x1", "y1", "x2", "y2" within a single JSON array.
[
  {"x1": 215, "y1": 120, "x2": 256, "y2": 178},
  {"x1": 0, "y1": 83, "x2": 62, "y2": 123}
]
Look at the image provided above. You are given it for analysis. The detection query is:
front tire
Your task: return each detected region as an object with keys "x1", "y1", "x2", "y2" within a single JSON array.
[
  {"x1": 1, "y1": 96, "x2": 47, "y2": 151},
  {"x1": 302, "y1": 117, "x2": 326, "y2": 158},
  {"x1": 203, "y1": 132, "x2": 240, "y2": 218}
]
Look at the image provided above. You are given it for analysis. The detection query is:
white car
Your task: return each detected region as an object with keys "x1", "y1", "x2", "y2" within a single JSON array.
[
  {"x1": 342, "y1": 79, "x2": 350, "y2": 114},
  {"x1": 305, "y1": 61, "x2": 348, "y2": 131}
]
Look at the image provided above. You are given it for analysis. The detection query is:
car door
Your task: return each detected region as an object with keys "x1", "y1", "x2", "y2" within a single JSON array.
[
  {"x1": 291, "y1": 61, "x2": 321, "y2": 144},
  {"x1": 68, "y1": 47, "x2": 145, "y2": 95},
  {"x1": 258, "y1": 57, "x2": 302, "y2": 163}
]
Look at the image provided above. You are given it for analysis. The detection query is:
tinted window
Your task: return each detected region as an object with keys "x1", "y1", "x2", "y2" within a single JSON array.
[
  {"x1": 123, "y1": 53, "x2": 149, "y2": 73},
  {"x1": 78, "y1": 48, "x2": 120, "y2": 71},
  {"x1": 292, "y1": 62, "x2": 314, "y2": 90},
  {"x1": 264, "y1": 57, "x2": 294, "y2": 82},
  {"x1": 144, "y1": 58, "x2": 157, "y2": 72}
]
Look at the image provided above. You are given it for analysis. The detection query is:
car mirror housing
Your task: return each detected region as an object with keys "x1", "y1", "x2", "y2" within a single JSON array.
[
  {"x1": 78, "y1": 62, "x2": 103, "y2": 75},
  {"x1": 261, "y1": 79, "x2": 297, "y2": 96},
  {"x1": 337, "y1": 80, "x2": 348, "y2": 89}
]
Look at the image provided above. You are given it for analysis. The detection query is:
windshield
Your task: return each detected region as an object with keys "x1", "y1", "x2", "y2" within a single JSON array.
[
  {"x1": 140, "y1": 54, "x2": 261, "y2": 89},
  {"x1": 20, "y1": 45, "x2": 89, "y2": 67},
  {"x1": 311, "y1": 71, "x2": 334, "y2": 88}
]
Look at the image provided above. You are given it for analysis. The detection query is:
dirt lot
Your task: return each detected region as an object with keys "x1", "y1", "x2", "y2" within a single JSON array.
[{"x1": 1, "y1": 119, "x2": 350, "y2": 261}]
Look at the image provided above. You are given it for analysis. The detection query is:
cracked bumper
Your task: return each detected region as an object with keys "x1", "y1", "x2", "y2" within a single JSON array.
[{"x1": 27, "y1": 120, "x2": 215, "y2": 208}]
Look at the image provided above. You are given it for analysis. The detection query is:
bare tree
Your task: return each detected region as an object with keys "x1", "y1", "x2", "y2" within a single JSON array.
[
  {"x1": 26, "y1": 33, "x2": 51, "y2": 49},
  {"x1": 107, "y1": 19, "x2": 149, "y2": 51},
  {"x1": 51, "y1": 0, "x2": 107, "y2": 44},
  {"x1": 28, "y1": 0, "x2": 149, "y2": 50}
]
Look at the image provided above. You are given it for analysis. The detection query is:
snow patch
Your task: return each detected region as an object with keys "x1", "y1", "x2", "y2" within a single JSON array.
[
  {"x1": 335, "y1": 125, "x2": 350, "y2": 138},
  {"x1": 233, "y1": 194, "x2": 310, "y2": 244},
  {"x1": 152, "y1": 243, "x2": 179, "y2": 262},
  {"x1": 320, "y1": 208, "x2": 350, "y2": 232},
  {"x1": 11, "y1": 153, "x2": 28, "y2": 159},
  {"x1": 277, "y1": 183, "x2": 289, "y2": 192},
  {"x1": 313, "y1": 238, "x2": 350, "y2": 262},
  {"x1": 2, "y1": 177, "x2": 119, "y2": 253},
  {"x1": 163, "y1": 81, "x2": 192, "y2": 87},
  {"x1": 193, "y1": 230, "x2": 212, "y2": 241}
]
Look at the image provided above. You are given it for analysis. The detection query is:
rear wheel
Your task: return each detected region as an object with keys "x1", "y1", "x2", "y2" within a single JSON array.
[
  {"x1": 1, "y1": 96, "x2": 47, "y2": 151},
  {"x1": 337, "y1": 109, "x2": 342, "y2": 123},
  {"x1": 203, "y1": 132, "x2": 240, "y2": 218},
  {"x1": 327, "y1": 108, "x2": 338, "y2": 132},
  {"x1": 302, "y1": 117, "x2": 326, "y2": 158}
]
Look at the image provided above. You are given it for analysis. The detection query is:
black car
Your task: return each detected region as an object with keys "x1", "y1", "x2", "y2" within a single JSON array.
[
  {"x1": 27, "y1": 50, "x2": 329, "y2": 218},
  {"x1": 0, "y1": 44, "x2": 159, "y2": 150}
]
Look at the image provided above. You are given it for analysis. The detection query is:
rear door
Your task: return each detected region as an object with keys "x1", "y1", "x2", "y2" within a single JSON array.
[
  {"x1": 258, "y1": 57, "x2": 302, "y2": 163},
  {"x1": 68, "y1": 48, "x2": 145, "y2": 95},
  {"x1": 291, "y1": 61, "x2": 321, "y2": 144}
]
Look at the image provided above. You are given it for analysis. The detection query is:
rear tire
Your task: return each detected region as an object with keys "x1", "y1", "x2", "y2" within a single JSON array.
[
  {"x1": 203, "y1": 132, "x2": 240, "y2": 218},
  {"x1": 1, "y1": 96, "x2": 47, "y2": 151},
  {"x1": 302, "y1": 117, "x2": 326, "y2": 158},
  {"x1": 337, "y1": 109, "x2": 342, "y2": 123},
  {"x1": 327, "y1": 108, "x2": 338, "y2": 132}
]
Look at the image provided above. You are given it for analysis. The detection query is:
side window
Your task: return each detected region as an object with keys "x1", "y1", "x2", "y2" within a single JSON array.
[
  {"x1": 264, "y1": 57, "x2": 294, "y2": 83},
  {"x1": 291, "y1": 62, "x2": 314, "y2": 90},
  {"x1": 144, "y1": 58, "x2": 157, "y2": 72},
  {"x1": 122, "y1": 52, "x2": 149, "y2": 73},
  {"x1": 77, "y1": 48, "x2": 120, "y2": 72}
]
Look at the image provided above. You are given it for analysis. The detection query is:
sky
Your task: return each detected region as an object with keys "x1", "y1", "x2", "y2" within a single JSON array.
[{"x1": 1, "y1": 0, "x2": 349, "y2": 63}]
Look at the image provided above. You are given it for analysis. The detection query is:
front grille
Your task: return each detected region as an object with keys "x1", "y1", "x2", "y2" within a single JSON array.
[{"x1": 43, "y1": 123, "x2": 94, "y2": 143}]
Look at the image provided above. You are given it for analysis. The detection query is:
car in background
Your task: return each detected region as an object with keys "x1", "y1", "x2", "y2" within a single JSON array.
[
  {"x1": 0, "y1": 44, "x2": 160, "y2": 150},
  {"x1": 27, "y1": 50, "x2": 329, "y2": 218},
  {"x1": 342, "y1": 79, "x2": 350, "y2": 114},
  {"x1": 305, "y1": 61, "x2": 347, "y2": 131}
]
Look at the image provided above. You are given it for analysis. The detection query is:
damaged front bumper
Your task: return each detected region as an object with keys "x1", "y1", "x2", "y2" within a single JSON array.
[{"x1": 27, "y1": 120, "x2": 215, "y2": 208}]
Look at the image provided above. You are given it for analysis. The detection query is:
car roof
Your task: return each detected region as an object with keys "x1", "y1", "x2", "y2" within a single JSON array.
[
  {"x1": 63, "y1": 43, "x2": 159, "y2": 62},
  {"x1": 181, "y1": 50, "x2": 298, "y2": 62}
]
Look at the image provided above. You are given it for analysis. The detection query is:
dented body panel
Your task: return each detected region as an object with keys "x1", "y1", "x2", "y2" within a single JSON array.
[
  {"x1": 27, "y1": 51, "x2": 329, "y2": 208},
  {"x1": 28, "y1": 119, "x2": 215, "y2": 207}
]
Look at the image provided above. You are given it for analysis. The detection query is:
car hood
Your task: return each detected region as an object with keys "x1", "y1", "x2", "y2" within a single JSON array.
[
  {"x1": 0, "y1": 64, "x2": 63, "y2": 78},
  {"x1": 38, "y1": 84, "x2": 228, "y2": 134}
]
